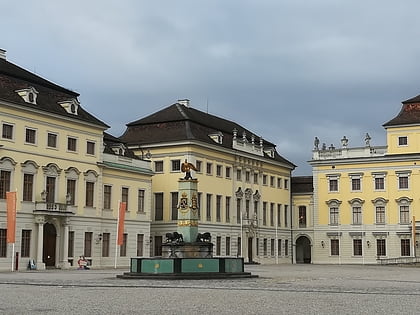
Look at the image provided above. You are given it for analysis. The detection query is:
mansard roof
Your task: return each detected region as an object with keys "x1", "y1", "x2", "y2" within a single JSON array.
[
  {"x1": 383, "y1": 94, "x2": 420, "y2": 127},
  {"x1": 291, "y1": 176, "x2": 313, "y2": 194},
  {"x1": 0, "y1": 57, "x2": 109, "y2": 128},
  {"x1": 121, "y1": 102, "x2": 295, "y2": 167}
]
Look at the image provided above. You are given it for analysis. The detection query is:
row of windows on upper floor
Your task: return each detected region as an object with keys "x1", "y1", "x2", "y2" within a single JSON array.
[
  {"x1": 327, "y1": 171, "x2": 412, "y2": 192},
  {"x1": 154, "y1": 159, "x2": 289, "y2": 189},
  {"x1": 327, "y1": 197, "x2": 413, "y2": 225},
  {"x1": 1, "y1": 121, "x2": 97, "y2": 155},
  {"x1": 325, "y1": 238, "x2": 411, "y2": 257},
  {"x1": 153, "y1": 191, "x2": 293, "y2": 227},
  {"x1": 0, "y1": 169, "x2": 147, "y2": 213}
]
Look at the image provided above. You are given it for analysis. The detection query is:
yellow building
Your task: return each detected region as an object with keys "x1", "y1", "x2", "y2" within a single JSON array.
[
  {"x1": 0, "y1": 50, "x2": 152, "y2": 270},
  {"x1": 120, "y1": 99, "x2": 295, "y2": 263},
  {"x1": 310, "y1": 95, "x2": 420, "y2": 264}
]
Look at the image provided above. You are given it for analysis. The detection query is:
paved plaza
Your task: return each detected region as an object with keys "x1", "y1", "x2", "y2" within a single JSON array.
[{"x1": 0, "y1": 264, "x2": 420, "y2": 314}]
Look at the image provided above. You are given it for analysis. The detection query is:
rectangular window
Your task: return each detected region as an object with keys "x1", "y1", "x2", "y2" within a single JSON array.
[
  {"x1": 2, "y1": 123, "x2": 13, "y2": 139},
  {"x1": 245, "y1": 200, "x2": 250, "y2": 219},
  {"x1": 0, "y1": 229, "x2": 6, "y2": 257},
  {"x1": 398, "y1": 136, "x2": 408, "y2": 146},
  {"x1": 330, "y1": 207, "x2": 339, "y2": 225},
  {"x1": 256, "y1": 238, "x2": 259, "y2": 256},
  {"x1": 277, "y1": 239, "x2": 282, "y2": 256},
  {"x1": 216, "y1": 195, "x2": 221, "y2": 222},
  {"x1": 352, "y1": 207, "x2": 362, "y2": 225},
  {"x1": 68, "y1": 231, "x2": 74, "y2": 258},
  {"x1": 23, "y1": 173, "x2": 34, "y2": 201},
  {"x1": 154, "y1": 236, "x2": 162, "y2": 256},
  {"x1": 171, "y1": 159, "x2": 181, "y2": 172},
  {"x1": 85, "y1": 182, "x2": 94, "y2": 207},
  {"x1": 216, "y1": 236, "x2": 221, "y2": 256},
  {"x1": 329, "y1": 178, "x2": 338, "y2": 192},
  {"x1": 46, "y1": 176, "x2": 56, "y2": 203},
  {"x1": 401, "y1": 239, "x2": 411, "y2": 256},
  {"x1": 263, "y1": 239, "x2": 267, "y2": 256},
  {"x1": 299, "y1": 206, "x2": 307, "y2": 228},
  {"x1": 331, "y1": 239, "x2": 340, "y2": 256},
  {"x1": 102, "y1": 233, "x2": 110, "y2": 257},
  {"x1": 277, "y1": 204, "x2": 281, "y2": 226},
  {"x1": 277, "y1": 178, "x2": 282, "y2": 188},
  {"x1": 196, "y1": 160, "x2": 202, "y2": 173},
  {"x1": 375, "y1": 177, "x2": 385, "y2": 190},
  {"x1": 197, "y1": 192, "x2": 202, "y2": 220},
  {"x1": 376, "y1": 239, "x2": 386, "y2": 257},
  {"x1": 236, "y1": 169, "x2": 242, "y2": 181},
  {"x1": 237, "y1": 237, "x2": 241, "y2": 256},
  {"x1": 270, "y1": 239, "x2": 275, "y2": 256},
  {"x1": 206, "y1": 163, "x2": 212, "y2": 175},
  {"x1": 154, "y1": 161, "x2": 163, "y2": 173},
  {"x1": 67, "y1": 137, "x2": 77, "y2": 152},
  {"x1": 262, "y1": 175, "x2": 267, "y2": 185},
  {"x1": 103, "y1": 185, "x2": 112, "y2": 209},
  {"x1": 206, "y1": 194, "x2": 212, "y2": 221},
  {"x1": 0, "y1": 170, "x2": 11, "y2": 199},
  {"x1": 66, "y1": 179, "x2": 76, "y2": 205},
  {"x1": 236, "y1": 199, "x2": 241, "y2": 224},
  {"x1": 226, "y1": 237, "x2": 230, "y2": 256},
  {"x1": 225, "y1": 196, "x2": 231, "y2": 222},
  {"x1": 154, "y1": 193, "x2": 163, "y2": 221},
  {"x1": 171, "y1": 192, "x2": 178, "y2": 220},
  {"x1": 25, "y1": 128, "x2": 36, "y2": 144},
  {"x1": 270, "y1": 203, "x2": 274, "y2": 226},
  {"x1": 245, "y1": 171, "x2": 250, "y2": 182},
  {"x1": 284, "y1": 179, "x2": 289, "y2": 189},
  {"x1": 284, "y1": 205, "x2": 288, "y2": 227},
  {"x1": 270, "y1": 176, "x2": 275, "y2": 187},
  {"x1": 225, "y1": 166, "x2": 231, "y2": 178},
  {"x1": 284, "y1": 239, "x2": 289, "y2": 256},
  {"x1": 121, "y1": 187, "x2": 129, "y2": 210},
  {"x1": 47, "y1": 133, "x2": 57, "y2": 148},
  {"x1": 353, "y1": 239, "x2": 362, "y2": 256},
  {"x1": 351, "y1": 178, "x2": 361, "y2": 191},
  {"x1": 137, "y1": 234, "x2": 144, "y2": 256},
  {"x1": 84, "y1": 232, "x2": 93, "y2": 257},
  {"x1": 120, "y1": 234, "x2": 128, "y2": 257},
  {"x1": 253, "y1": 173, "x2": 258, "y2": 184},
  {"x1": 263, "y1": 202, "x2": 267, "y2": 225},
  {"x1": 400, "y1": 206, "x2": 410, "y2": 224},
  {"x1": 137, "y1": 189, "x2": 145, "y2": 213},
  {"x1": 376, "y1": 206, "x2": 385, "y2": 224},
  {"x1": 399, "y1": 176, "x2": 409, "y2": 189},
  {"x1": 216, "y1": 165, "x2": 222, "y2": 177},
  {"x1": 86, "y1": 141, "x2": 95, "y2": 155},
  {"x1": 21, "y1": 230, "x2": 31, "y2": 257}
]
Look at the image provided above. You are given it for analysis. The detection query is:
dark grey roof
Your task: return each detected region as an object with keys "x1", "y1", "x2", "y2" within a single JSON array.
[
  {"x1": 383, "y1": 94, "x2": 420, "y2": 127},
  {"x1": 0, "y1": 58, "x2": 109, "y2": 128},
  {"x1": 291, "y1": 176, "x2": 313, "y2": 194},
  {"x1": 121, "y1": 102, "x2": 295, "y2": 167}
]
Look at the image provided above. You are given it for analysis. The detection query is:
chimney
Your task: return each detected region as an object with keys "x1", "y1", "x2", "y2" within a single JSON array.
[
  {"x1": 0, "y1": 49, "x2": 6, "y2": 60},
  {"x1": 178, "y1": 99, "x2": 190, "y2": 107}
]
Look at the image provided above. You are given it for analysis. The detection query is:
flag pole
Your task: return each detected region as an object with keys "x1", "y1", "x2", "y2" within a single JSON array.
[{"x1": 114, "y1": 200, "x2": 120, "y2": 269}]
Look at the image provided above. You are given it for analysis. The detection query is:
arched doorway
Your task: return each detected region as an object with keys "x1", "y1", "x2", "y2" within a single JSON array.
[
  {"x1": 296, "y1": 236, "x2": 311, "y2": 264},
  {"x1": 43, "y1": 223, "x2": 57, "y2": 267}
]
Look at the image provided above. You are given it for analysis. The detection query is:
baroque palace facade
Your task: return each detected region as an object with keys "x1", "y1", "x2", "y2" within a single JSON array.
[
  {"x1": 120, "y1": 100, "x2": 296, "y2": 264},
  {"x1": 0, "y1": 50, "x2": 152, "y2": 270},
  {"x1": 310, "y1": 96, "x2": 420, "y2": 264}
]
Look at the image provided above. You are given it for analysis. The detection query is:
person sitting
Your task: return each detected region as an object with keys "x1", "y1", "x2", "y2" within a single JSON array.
[{"x1": 77, "y1": 256, "x2": 90, "y2": 270}]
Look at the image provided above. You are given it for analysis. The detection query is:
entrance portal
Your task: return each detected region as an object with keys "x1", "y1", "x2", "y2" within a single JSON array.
[
  {"x1": 43, "y1": 223, "x2": 57, "y2": 267},
  {"x1": 296, "y1": 236, "x2": 311, "y2": 264},
  {"x1": 248, "y1": 237, "x2": 253, "y2": 263}
]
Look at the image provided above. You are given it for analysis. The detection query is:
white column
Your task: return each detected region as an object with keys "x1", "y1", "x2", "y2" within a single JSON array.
[
  {"x1": 60, "y1": 217, "x2": 70, "y2": 269},
  {"x1": 35, "y1": 215, "x2": 46, "y2": 270}
]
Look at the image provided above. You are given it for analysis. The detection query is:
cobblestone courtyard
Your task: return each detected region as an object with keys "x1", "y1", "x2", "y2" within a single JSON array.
[{"x1": 1, "y1": 264, "x2": 419, "y2": 314}]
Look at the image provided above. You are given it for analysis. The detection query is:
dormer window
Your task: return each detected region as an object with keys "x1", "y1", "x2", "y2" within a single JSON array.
[
  {"x1": 209, "y1": 132, "x2": 223, "y2": 144},
  {"x1": 110, "y1": 144, "x2": 126, "y2": 156},
  {"x1": 15, "y1": 86, "x2": 39, "y2": 104},
  {"x1": 59, "y1": 99, "x2": 79, "y2": 115}
]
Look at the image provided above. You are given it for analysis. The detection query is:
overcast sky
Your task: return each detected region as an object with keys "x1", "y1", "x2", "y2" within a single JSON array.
[{"x1": 2, "y1": 1, "x2": 420, "y2": 175}]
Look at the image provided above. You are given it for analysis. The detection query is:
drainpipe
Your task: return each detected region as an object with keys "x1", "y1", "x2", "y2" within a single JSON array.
[{"x1": 290, "y1": 172, "x2": 294, "y2": 264}]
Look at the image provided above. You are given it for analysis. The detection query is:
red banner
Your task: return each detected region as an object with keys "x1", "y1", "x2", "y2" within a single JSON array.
[
  {"x1": 6, "y1": 191, "x2": 17, "y2": 244},
  {"x1": 117, "y1": 202, "x2": 126, "y2": 245}
]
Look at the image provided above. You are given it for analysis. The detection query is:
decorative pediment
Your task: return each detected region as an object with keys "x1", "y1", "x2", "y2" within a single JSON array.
[
  {"x1": 15, "y1": 86, "x2": 39, "y2": 104},
  {"x1": 235, "y1": 187, "x2": 243, "y2": 199}
]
